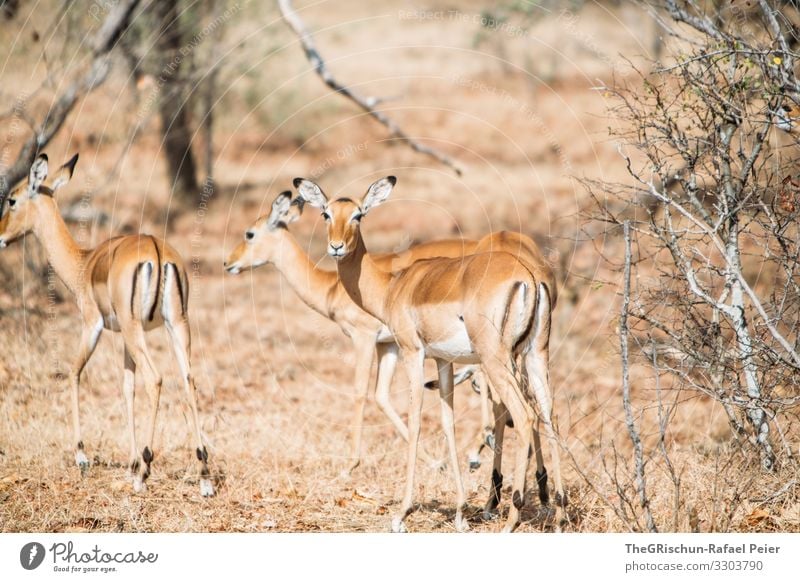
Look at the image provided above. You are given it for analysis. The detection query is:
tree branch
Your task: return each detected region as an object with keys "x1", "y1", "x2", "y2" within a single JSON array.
[
  {"x1": 0, "y1": 0, "x2": 141, "y2": 201},
  {"x1": 277, "y1": 0, "x2": 462, "y2": 176}
]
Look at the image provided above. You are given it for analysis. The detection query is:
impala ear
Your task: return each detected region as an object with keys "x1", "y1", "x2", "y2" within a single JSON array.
[
  {"x1": 267, "y1": 191, "x2": 293, "y2": 229},
  {"x1": 361, "y1": 176, "x2": 396, "y2": 214},
  {"x1": 51, "y1": 153, "x2": 79, "y2": 193},
  {"x1": 287, "y1": 196, "x2": 305, "y2": 224},
  {"x1": 293, "y1": 178, "x2": 328, "y2": 209},
  {"x1": 28, "y1": 154, "x2": 49, "y2": 197}
]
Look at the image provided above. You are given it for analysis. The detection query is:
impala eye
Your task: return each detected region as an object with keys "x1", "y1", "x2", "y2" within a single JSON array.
[
  {"x1": 351, "y1": 212, "x2": 362, "y2": 223},
  {"x1": 245, "y1": 231, "x2": 255, "y2": 241},
  {"x1": 8, "y1": 199, "x2": 16, "y2": 208},
  {"x1": 322, "y1": 211, "x2": 331, "y2": 222}
]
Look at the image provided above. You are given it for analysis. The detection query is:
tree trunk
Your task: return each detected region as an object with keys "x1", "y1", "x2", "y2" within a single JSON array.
[{"x1": 153, "y1": 0, "x2": 199, "y2": 202}]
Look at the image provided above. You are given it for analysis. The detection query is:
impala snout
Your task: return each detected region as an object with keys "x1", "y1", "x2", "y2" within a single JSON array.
[
  {"x1": 224, "y1": 260, "x2": 242, "y2": 275},
  {"x1": 328, "y1": 240, "x2": 346, "y2": 259}
]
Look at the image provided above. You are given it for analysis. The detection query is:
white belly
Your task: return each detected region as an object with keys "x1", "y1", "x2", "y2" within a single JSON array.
[{"x1": 426, "y1": 326, "x2": 479, "y2": 363}]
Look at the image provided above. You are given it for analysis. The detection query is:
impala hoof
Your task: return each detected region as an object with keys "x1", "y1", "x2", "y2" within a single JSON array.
[
  {"x1": 200, "y1": 479, "x2": 215, "y2": 497},
  {"x1": 468, "y1": 454, "x2": 481, "y2": 471},
  {"x1": 455, "y1": 513, "x2": 470, "y2": 532},
  {"x1": 482, "y1": 509, "x2": 499, "y2": 521},
  {"x1": 485, "y1": 433, "x2": 496, "y2": 451},
  {"x1": 132, "y1": 476, "x2": 147, "y2": 494},
  {"x1": 428, "y1": 459, "x2": 447, "y2": 472},
  {"x1": 75, "y1": 450, "x2": 90, "y2": 474},
  {"x1": 391, "y1": 517, "x2": 408, "y2": 533}
]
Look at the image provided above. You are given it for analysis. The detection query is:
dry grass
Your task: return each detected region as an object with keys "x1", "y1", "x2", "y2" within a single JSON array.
[{"x1": 1, "y1": 0, "x2": 799, "y2": 533}]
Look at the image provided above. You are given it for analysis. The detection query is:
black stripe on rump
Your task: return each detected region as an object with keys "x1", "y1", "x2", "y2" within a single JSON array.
[
  {"x1": 170, "y1": 263, "x2": 185, "y2": 315},
  {"x1": 131, "y1": 263, "x2": 141, "y2": 318},
  {"x1": 148, "y1": 236, "x2": 161, "y2": 321}
]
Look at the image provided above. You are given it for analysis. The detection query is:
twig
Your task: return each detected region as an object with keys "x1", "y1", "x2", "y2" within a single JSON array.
[
  {"x1": 277, "y1": 0, "x2": 462, "y2": 176},
  {"x1": 751, "y1": 479, "x2": 798, "y2": 504},
  {"x1": 621, "y1": 220, "x2": 658, "y2": 532}
]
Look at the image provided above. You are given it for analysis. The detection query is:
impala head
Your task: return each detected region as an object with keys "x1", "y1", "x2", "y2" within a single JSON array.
[
  {"x1": 0, "y1": 153, "x2": 79, "y2": 248},
  {"x1": 224, "y1": 191, "x2": 303, "y2": 274},
  {"x1": 293, "y1": 176, "x2": 396, "y2": 260}
]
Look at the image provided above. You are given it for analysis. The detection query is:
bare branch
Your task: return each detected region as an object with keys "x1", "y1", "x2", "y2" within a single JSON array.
[{"x1": 277, "y1": 0, "x2": 462, "y2": 176}]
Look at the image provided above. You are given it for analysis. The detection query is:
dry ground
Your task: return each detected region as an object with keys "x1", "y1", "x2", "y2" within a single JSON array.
[{"x1": 1, "y1": 1, "x2": 798, "y2": 532}]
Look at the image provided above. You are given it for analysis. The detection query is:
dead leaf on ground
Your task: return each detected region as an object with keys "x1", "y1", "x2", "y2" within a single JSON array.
[
  {"x1": 743, "y1": 508, "x2": 771, "y2": 527},
  {"x1": 352, "y1": 490, "x2": 377, "y2": 505}
]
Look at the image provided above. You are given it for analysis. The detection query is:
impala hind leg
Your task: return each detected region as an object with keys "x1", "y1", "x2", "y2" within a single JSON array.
[
  {"x1": 120, "y1": 323, "x2": 161, "y2": 493},
  {"x1": 483, "y1": 398, "x2": 508, "y2": 520},
  {"x1": 521, "y1": 358, "x2": 549, "y2": 505},
  {"x1": 165, "y1": 317, "x2": 214, "y2": 497},
  {"x1": 482, "y1": 361, "x2": 533, "y2": 533},
  {"x1": 70, "y1": 316, "x2": 103, "y2": 474},
  {"x1": 122, "y1": 348, "x2": 139, "y2": 481},
  {"x1": 526, "y1": 348, "x2": 564, "y2": 522},
  {"x1": 526, "y1": 283, "x2": 565, "y2": 523}
]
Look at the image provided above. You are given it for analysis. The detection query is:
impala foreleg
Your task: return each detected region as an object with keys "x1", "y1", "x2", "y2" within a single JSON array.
[
  {"x1": 391, "y1": 348, "x2": 425, "y2": 533},
  {"x1": 375, "y1": 342, "x2": 441, "y2": 468},
  {"x1": 344, "y1": 334, "x2": 376, "y2": 476},
  {"x1": 467, "y1": 370, "x2": 494, "y2": 471},
  {"x1": 436, "y1": 359, "x2": 468, "y2": 532},
  {"x1": 70, "y1": 316, "x2": 103, "y2": 474}
]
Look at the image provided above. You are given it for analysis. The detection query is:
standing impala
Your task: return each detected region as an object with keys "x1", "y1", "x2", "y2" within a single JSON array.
[
  {"x1": 224, "y1": 190, "x2": 490, "y2": 473},
  {"x1": 296, "y1": 176, "x2": 564, "y2": 532},
  {"x1": 0, "y1": 154, "x2": 214, "y2": 497}
]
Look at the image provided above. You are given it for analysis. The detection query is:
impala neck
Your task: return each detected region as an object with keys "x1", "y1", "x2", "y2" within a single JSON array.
[
  {"x1": 33, "y1": 197, "x2": 87, "y2": 296},
  {"x1": 336, "y1": 232, "x2": 392, "y2": 323},
  {"x1": 271, "y1": 231, "x2": 338, "y2": 315}
]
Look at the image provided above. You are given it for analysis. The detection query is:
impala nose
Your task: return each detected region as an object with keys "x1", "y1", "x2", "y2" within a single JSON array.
[{"x1": 328, "y1": 241, "x2": 345, "y2": 258}]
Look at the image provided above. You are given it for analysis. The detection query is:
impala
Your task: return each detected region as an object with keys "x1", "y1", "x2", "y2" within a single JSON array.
[
  {"x1": 296, "y1": 176, "x2": 564, "y2": 532},
  {"x1": 0, "y1": 154, "x2": 214, "y2": 497},
  {"x1": 224, "y1": 190, "x2": 491, "y2": 473}
]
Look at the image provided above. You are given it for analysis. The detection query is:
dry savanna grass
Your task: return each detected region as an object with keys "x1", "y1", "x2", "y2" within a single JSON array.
[{"x1": 1, "y1": 1, "x2": 799, "y2": 533}]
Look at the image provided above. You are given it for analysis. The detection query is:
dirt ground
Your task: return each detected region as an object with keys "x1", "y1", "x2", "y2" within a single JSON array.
[{"x1": 1, "y1": 1, "x2": 798, "y2": 533}]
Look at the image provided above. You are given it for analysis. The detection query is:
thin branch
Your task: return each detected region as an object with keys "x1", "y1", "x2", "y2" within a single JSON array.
[
  {"x1": 277, "y1": 0, "x2": 462, "y2": 175},
  {"x1": 621, "y1": 221, "x2": 658, "y2": 533}
]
